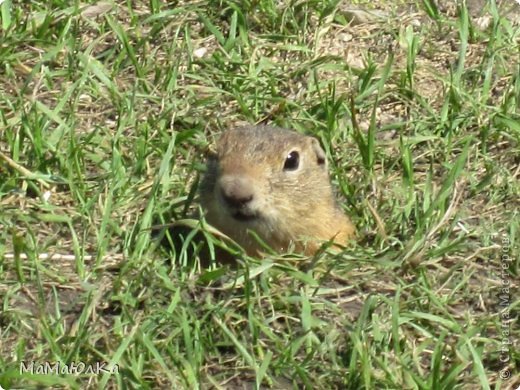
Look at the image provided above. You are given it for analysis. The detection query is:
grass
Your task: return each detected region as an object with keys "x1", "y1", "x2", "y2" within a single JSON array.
[{"x1": 0, "y1": 0, "x2": 518, "y2": 388}]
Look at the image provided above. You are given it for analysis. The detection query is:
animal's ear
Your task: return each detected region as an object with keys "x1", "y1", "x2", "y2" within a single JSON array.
[{"x1": 309, "y1": 137, "x2": 327, "y2": 167}]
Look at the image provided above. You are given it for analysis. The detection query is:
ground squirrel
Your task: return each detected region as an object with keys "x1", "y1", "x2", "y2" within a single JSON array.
[{"x1": 200, "y1": 125, "x2": 355, "y2": 257}]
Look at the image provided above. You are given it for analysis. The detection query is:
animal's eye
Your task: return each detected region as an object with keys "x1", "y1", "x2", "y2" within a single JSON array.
[{"x1": 283, "y1": 151, "x2": 300, "y2": 171}]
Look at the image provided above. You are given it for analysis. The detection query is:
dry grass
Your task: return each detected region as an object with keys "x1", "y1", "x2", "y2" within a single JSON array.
[{"x1": 0, "y1": 0, "x2": 518, "y2": 388}]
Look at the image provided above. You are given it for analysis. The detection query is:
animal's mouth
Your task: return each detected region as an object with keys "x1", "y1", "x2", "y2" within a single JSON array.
[{"x1": 231, "y1": 209, "x2": 259, "y2": 222}]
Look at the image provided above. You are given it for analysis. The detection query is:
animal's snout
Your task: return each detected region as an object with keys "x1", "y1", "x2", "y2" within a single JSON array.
[{"x1": 219, "y1": 175, "x2": 255, "y2": 209}]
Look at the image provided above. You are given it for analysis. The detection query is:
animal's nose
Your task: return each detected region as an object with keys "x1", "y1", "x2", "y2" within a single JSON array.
[{"x1": 219, "y1": 176, "x2": 254, "y2": 208}]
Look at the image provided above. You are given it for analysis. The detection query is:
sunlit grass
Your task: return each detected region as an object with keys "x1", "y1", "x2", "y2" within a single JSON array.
[{"x1": 0, "y1": 0, "x2": 518, "y2": 388}]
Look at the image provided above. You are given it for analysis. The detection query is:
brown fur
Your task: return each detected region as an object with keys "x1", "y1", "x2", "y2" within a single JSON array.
[{"x1": 200, "y1": 125, "x2": 355, "y2": 258}]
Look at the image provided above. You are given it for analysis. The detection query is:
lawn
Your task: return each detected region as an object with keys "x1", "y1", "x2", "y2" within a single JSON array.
[{"x1": 0, "y1": 0, "x2": 518, "y2": 388}]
